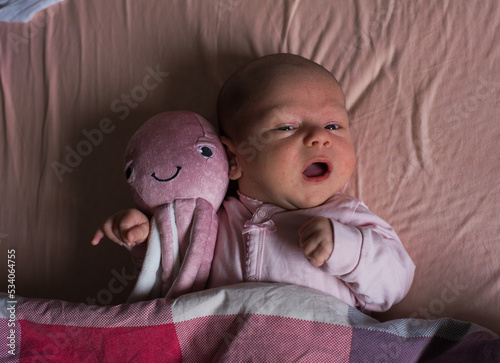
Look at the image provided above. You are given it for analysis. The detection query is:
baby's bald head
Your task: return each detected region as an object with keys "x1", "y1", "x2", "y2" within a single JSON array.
[{"x1": 217, "y1": 53, "x2": 344, "y2": 140}]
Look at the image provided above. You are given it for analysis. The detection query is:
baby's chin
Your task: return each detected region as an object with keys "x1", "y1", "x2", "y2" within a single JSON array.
[
  {"x1": 276, "y1": 194, "x2": 336, "y2": 211},
  {"x1": 240, "y1": 185, "x2": 337, "y2": 210}
]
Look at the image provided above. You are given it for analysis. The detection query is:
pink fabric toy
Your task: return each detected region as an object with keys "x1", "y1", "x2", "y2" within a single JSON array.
[{"x1": 124, "y1": 111, "x2": 228, "y2": 302}]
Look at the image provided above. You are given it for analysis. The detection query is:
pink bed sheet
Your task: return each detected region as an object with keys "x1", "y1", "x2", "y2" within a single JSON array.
[{"x1": 0, "y1": 0, "x2": 499, "y2": 335}]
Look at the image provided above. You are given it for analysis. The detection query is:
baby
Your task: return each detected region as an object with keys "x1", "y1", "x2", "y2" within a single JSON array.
[{"x1": 92, "y1": 53, "x2": 415, "y2": 312}]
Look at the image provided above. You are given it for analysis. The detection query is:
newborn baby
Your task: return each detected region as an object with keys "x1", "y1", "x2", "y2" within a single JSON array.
[{"x1": 93, "y1": 53, "x2": 415, "y2": 312}]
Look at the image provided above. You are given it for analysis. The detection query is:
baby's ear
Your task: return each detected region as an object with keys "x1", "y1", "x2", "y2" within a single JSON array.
[{"x1": 220, "y1": 136, "x2": 242, "y2": 180}]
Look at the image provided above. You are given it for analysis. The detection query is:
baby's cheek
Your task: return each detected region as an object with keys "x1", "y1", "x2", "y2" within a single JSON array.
[{"x1": 338, "y1": 147, "x2": 356, "y2": 176}]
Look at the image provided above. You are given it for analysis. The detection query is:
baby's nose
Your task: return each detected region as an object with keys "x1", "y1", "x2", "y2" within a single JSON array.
[{"x1": 304, "y1": 126, "x2": 331, "y2": 147}]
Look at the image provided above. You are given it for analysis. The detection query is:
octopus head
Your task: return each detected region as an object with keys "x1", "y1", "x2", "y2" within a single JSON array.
[{"x1": 124, "y1": 111, "x2": 229, "y2": 214}]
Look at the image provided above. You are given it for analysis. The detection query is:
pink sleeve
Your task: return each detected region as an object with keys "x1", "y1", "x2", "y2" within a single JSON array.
[{"x1": 322, "y1": 201, "x2": 415, "y2": 312}]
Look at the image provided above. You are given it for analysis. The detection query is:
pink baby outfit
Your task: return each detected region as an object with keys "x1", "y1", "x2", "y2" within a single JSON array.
[{"x1": 208, "y1": 192, "x2": 415, "y2": 312}]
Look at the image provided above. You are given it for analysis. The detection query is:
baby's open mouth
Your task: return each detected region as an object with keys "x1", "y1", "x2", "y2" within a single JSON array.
[{"x1": 302, "y1": 162, "x2": 329, "y2": 178}]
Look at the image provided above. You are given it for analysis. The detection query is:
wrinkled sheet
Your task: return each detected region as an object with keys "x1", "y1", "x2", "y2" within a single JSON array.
[
  {"x1": 1, "y1": 283, "x2": 499, "y2": 362},
  {"x1": 0, "y1": 0, "x2": 499, "y2": 338}
]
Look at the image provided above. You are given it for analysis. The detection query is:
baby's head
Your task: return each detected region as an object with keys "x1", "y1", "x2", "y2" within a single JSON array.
[{"x1": 217, "y1": 53, "x2": 356, "y2": 210}]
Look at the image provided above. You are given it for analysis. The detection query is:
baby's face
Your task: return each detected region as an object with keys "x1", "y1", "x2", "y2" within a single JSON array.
[{"x1": 225, "y1": 69, "x2": 356, "y2": 210}]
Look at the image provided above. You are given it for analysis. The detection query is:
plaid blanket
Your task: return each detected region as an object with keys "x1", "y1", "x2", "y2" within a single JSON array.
[{"x1": 1, "y1": 283, "x2": 498, "y2": 362}]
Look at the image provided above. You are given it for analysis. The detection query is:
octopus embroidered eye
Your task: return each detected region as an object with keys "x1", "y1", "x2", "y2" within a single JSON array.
[
  {"x1": 125, "y1": 163, "x2": 133, "y2": 180},
  {"x1": 199, "y1": 146, "x2": 213, "y2": 158}
]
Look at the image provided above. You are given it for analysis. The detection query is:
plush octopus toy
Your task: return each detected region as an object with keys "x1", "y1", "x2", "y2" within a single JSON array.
[{"x1": 124, "y1": 111, "x2": 228, "y2": 302}]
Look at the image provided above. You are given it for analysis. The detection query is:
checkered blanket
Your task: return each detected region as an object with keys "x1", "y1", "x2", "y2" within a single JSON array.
[{"x1": 1, "y1": 283, "x2": 498, "y2": 362}]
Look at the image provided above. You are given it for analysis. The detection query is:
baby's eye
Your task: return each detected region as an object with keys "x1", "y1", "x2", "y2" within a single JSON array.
[
  {"x1": 325, "y1": 124, "x2": 340, "y2": 130},
  {"x1": 198, "y1": 146, "x2": 213, "y2": 158},
  {"x1": 276, "y1": 125, "x2": 296, "y2": 131}
]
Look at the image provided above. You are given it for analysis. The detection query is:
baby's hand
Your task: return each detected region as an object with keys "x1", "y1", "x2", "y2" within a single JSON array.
[
  {"x1": 91, "y1": 209, "x2": 150, "y2": 247},
  {"x1": 298, "y1": 216, "x2": 334, "y2": 267}
]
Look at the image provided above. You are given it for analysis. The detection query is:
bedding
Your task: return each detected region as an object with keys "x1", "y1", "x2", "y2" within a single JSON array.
[
  {"x1": 0, "y1": 0, "x2": 499, "y2": 356},
  {"x1": 1, "y1": 283, "x2": 499, "y2": 361}
]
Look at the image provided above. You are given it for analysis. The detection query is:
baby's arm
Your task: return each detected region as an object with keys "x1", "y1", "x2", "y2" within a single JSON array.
[
  {"x1": 298, "y1": 217, "x2": 334, "y2": 267},
  {"x1": 299, "y1": 198, "x2": 415, "y2": 311},
  {"x1": 91, "y1": 209, "x2": 150, "y2": 247},
  {"x1": 315, "y1": 200, "x2": 415, "y2": 312}
]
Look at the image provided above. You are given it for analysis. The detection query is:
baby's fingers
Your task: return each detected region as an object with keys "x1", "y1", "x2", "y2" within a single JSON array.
[
  {"x1": 91, "y1": 209, "x2": 150, "y2": 247},
  {"x1": 90, "y1": 214, "x2": 128, "y2": 247},
  {"x1": 299, "y1": 217, "x2": 334, "y2": 267},
  {"x1": 303, "y1": 242, "x2": 332, "y2": 267},
  {"x1": 125, "y1": 222, "x2": 149, "y2": 246},
  {"x1": 300, "y1": 236, "x2": 320, "y2": 256},
  {"x1": 90, "y1": 229, "x2": 105, "y2": 246},
  {"x1": 103, "y1": 216, "x2": 128, "y2": 246}
]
